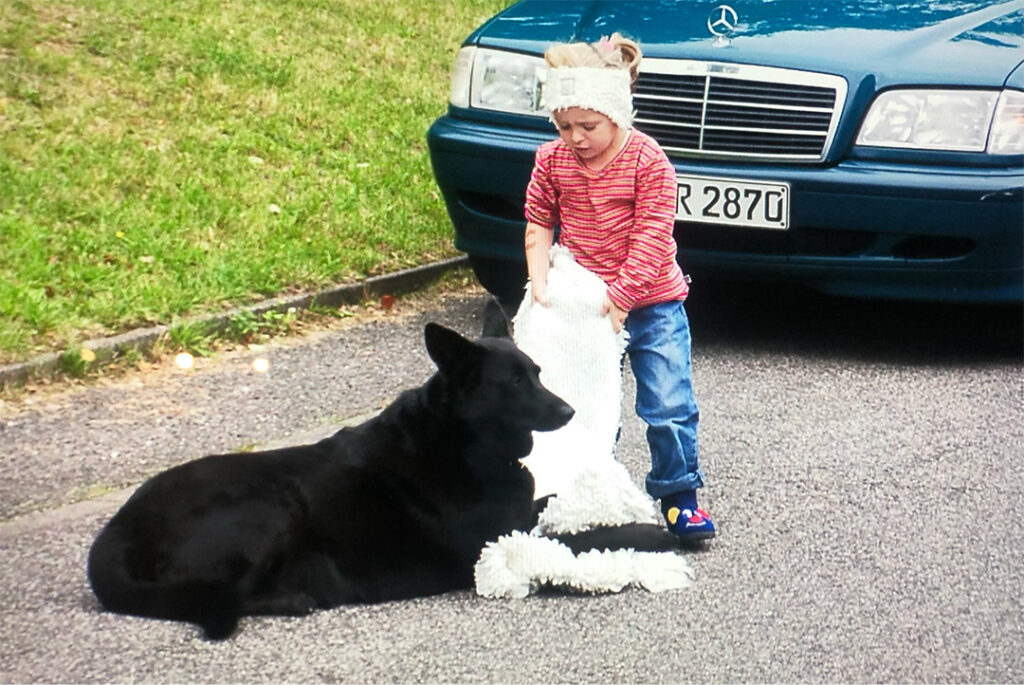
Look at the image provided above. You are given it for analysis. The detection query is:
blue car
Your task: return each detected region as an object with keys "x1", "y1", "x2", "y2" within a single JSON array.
[{"x1": 427, "y1": 0, "x2": 1023, "y2": 306}]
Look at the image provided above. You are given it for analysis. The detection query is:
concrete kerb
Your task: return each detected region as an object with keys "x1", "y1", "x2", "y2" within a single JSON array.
[{"x1": 0, "y1": 256, "x2": 470, "y2": 391}]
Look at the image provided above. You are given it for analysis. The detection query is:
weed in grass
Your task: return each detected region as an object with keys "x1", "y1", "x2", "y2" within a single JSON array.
[
  {"x1": 259, "y1": 308, "x2": 297, "y2": 337},
  {"x1": 118, "y1": 345, "x2": 145, "y2": 369},
  {"x1": 227, "y1": 311, "x2": 262, "y2": 344},
  {"x1": 225, "y1": 308, "x2": 298, "y2": 344},
  {"x1": 58, "y1": 346, "x2": 95, "y2": 378},
  {"x1": 167, "y1": 321, "x2": 217, "y2": 357},
  {"x1": 308, "y1": 303, "x2": 356, "y2": 320}
]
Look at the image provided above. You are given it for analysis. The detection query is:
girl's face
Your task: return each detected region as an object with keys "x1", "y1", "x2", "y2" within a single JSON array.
[{"x1": 552, "y1": 107, "x2": 624, "y2": 169}]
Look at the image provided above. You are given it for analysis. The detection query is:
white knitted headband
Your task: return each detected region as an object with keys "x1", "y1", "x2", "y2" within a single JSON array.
[{"x1": 542, "y1": 66, "x2": 634, "y2": 131}]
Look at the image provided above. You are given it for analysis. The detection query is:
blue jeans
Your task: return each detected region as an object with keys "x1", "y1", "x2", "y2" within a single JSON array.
[{"x1": 624, "y1": 300, "x2": 705, "y2": 500}]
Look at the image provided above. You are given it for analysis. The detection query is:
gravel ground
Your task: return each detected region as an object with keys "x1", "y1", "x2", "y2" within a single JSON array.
[{"x1": 1, "y1": 282, "x2": 1021, "y2": 683}]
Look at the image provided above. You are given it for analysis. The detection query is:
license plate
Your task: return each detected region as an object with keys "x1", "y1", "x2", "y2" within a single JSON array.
[{"x1": 676, "y1": 175, "x2": 790, "y2": 230}]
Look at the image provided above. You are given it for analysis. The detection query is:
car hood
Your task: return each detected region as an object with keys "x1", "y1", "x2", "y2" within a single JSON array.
[{"x1": 473, "y1": 0, "x2": 1024, "y2": 88}]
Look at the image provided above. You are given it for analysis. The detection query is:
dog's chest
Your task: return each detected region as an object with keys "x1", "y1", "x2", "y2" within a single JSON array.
[{"x1": 424, "y1": 459, "x2": 535, "y2": 540}]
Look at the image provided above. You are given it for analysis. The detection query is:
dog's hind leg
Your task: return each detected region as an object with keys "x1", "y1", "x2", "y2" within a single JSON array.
[
  {"x1": 87, "y1": 523, "x2": 245, "y2": 640},
  {"x1": 244, "y1": 550, "x2": 365, "y2": 614}
]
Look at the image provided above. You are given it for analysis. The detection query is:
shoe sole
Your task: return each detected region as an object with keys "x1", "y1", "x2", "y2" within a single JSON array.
[{"x1": 674, "y1": 529, "x2": 716, "y2": 542}]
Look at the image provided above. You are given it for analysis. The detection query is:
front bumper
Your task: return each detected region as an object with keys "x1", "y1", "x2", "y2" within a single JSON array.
[{"x1": 427, "y1": 115, "x2": 1023, "y2": 303}]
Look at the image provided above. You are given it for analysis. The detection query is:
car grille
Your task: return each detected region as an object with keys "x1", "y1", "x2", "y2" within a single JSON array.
[{"x1": 634, "y1": 59, "x2": 848, "y2": 162}]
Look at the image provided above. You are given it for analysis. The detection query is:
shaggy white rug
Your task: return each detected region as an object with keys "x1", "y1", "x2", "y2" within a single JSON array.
[{"x1": 474, "y1": 246, "x2": 693, "y2": 599}]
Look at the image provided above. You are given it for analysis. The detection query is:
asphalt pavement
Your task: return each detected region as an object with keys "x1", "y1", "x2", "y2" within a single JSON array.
[{"x1": 1, "y1": 281, "x2": 1021, "y2": 683}]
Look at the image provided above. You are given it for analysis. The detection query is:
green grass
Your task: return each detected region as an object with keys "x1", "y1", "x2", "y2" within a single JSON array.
[{"x1": 0, "y1": 0, "x2": 509, "y2": 364}]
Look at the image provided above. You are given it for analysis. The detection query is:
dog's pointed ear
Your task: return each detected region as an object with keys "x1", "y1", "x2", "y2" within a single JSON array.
[
  {"x1": 481, "y1": 299, "x2": 513, "y2": 339},
  {"x1": 424, "y1": 322, "x2": 478, "y2": 371}
]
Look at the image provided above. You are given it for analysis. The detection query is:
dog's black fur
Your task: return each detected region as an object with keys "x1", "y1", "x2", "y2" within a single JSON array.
[{"x1": 88, "y1": 301, "x2": 679, "y2": 639}]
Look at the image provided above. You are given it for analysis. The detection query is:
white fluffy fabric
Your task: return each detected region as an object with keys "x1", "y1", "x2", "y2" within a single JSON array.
[
  {"x1": 475, "y1": 530, "x2": 693, "y2": 600},
  {"x1": 474, "y1": 246, "x2": 693, "y2": 598},
  {"x1": 515, "y1": 246, "x2": 630, "y2": 501}
]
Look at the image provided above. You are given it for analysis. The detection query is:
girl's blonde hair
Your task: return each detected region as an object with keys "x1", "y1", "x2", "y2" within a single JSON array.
[{"x1": 544, "y1": 32, "x2": 642, "y2": 91}]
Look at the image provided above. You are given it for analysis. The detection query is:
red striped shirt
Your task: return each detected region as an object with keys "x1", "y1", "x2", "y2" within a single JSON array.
[{"x1": 525, "y1": 128, "x2": 688, "y2": 310}]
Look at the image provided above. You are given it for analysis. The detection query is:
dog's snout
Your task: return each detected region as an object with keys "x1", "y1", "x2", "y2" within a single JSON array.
[
  {"x1": 529, "y1": 391, "x2": 575, "y2": 432},
  {"x1": 542, "y1": 397, "x2": 574, "y2": 431}
]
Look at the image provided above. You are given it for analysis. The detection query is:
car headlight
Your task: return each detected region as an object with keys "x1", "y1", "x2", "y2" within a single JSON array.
[
  {"x1": 448, "y1": 46, "x2": 546, "y2": 116},
  {"x1": 448, "y1": 46, "x2": 476, "y2": 109},
  {"x1": 988, "y1": 89, "x2": 1024, "y2": 154},
  {"x1": 856, "y1": 88, "x2": 1024, "y2": 154}
]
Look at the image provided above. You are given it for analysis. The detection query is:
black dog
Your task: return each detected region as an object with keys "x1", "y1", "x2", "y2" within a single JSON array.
[{"x1": 88, "y1": 301, "x2": 676, "y2": 639}]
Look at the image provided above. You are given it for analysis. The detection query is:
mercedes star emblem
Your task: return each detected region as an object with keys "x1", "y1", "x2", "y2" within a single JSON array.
[{"x1": 707, "y1": 4, "x2": 738, "y2": 47}]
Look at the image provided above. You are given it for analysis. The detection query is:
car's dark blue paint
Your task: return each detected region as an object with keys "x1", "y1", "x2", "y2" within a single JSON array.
[
  {"x1": 428, "y1": 0, "x2": 1024, "y2": 303},
  {"x1": 474, "y1": 1, "x2": 1023, "y2": 86}
]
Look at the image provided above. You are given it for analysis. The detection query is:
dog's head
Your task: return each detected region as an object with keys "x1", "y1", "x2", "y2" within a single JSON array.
[{"x1": 424, "y1": 300, "x2": 574, "y2": 434}]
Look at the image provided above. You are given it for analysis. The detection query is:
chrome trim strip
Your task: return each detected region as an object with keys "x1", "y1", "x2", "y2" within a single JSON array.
[{"x1": 698, "y1": 74, "x2": 712, "y2": 152}]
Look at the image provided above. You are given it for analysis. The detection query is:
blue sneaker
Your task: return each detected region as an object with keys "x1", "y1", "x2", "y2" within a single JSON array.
[{"x1": 661, "y1": 492, "x2": 716, "y2": 541}]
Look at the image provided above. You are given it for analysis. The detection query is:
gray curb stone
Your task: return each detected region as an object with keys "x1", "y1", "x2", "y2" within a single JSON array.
[{"x1": 0, "y1": 256, "x2": 469, "y2": 390}]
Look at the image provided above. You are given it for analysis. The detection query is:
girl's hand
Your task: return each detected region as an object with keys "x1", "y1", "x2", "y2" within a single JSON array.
[
  {"x1": 601, "y1": 295, "x2": 628, "y2": 333},
  {"x1": 532, "y1": 279, "x2": 550, "y2": 306}
]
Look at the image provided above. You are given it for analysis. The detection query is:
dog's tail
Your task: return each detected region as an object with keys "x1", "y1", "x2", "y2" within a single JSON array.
[
  {"x1": 87, "y1": 524, "x2": 242, "y2": 640},
  {"x1": 547, "y1": 523, "x2": 682, "y2": 555}
]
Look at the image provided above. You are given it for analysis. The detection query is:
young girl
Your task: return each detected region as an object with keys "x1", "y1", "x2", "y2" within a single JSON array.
[{"x1": 524, "y1": 33, "x2": 714, "y2": 541}]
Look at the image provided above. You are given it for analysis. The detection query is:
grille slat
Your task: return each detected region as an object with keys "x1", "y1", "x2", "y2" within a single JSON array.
[
  {"x1": 633, "y1": 61, "x2": 846, "y2": 161},
  {"x1": 639, "y1": 99, "x2": 703, "y2": 123},
  {"x1": 708, "y1": 78, "x2": 837, "y2": 108},
  {"x1": 704, "y1": 103, "x2": 833, "y2": 130},
  {"x1": 636, "y1": 74, "x2": 705, "y2": 99}
]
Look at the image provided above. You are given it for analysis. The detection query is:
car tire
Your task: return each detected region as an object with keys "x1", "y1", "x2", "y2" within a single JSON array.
[{"x1": 468, "y1": 255, "x2": 528, "y2": 314}]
